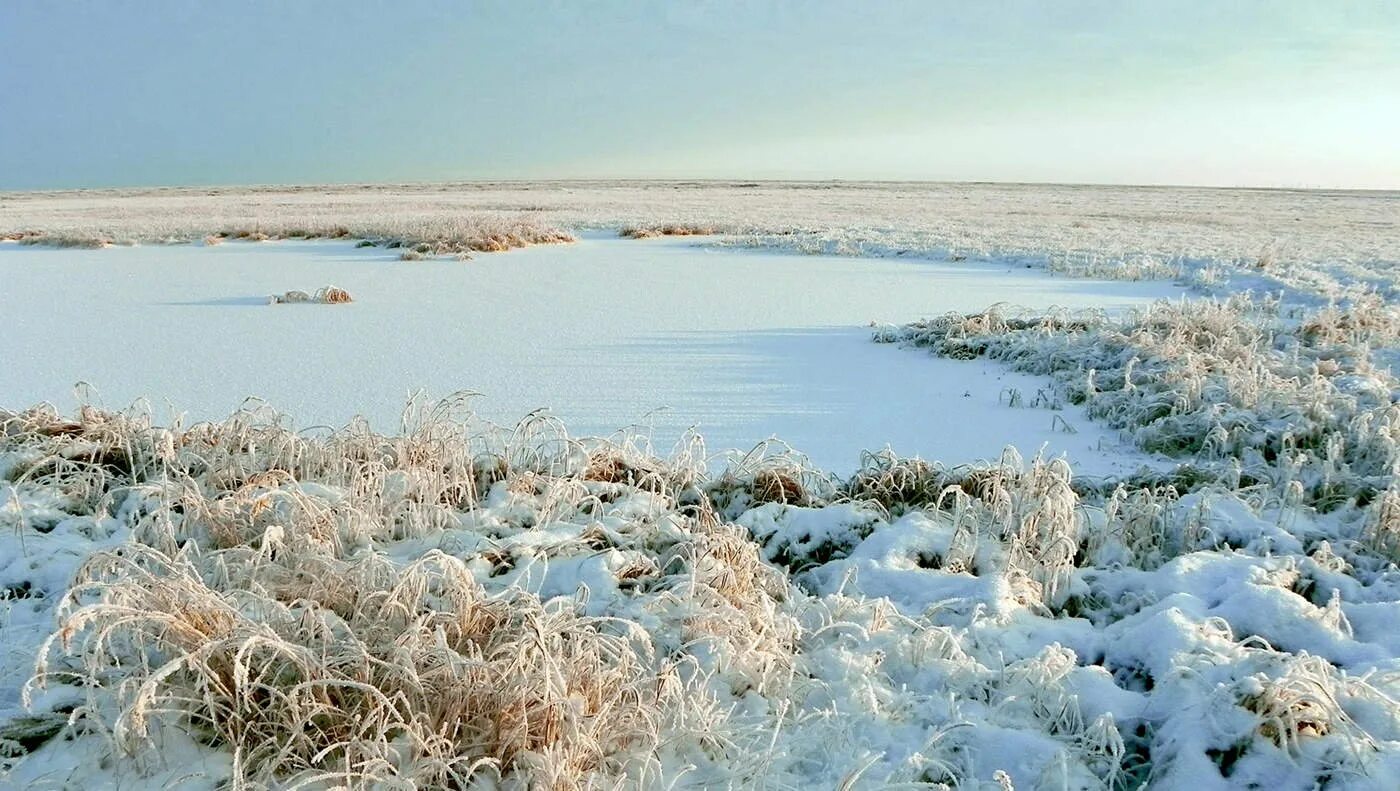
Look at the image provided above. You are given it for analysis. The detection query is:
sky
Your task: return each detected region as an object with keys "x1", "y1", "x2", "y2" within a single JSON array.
[{"x1": 2, "y1": 1, "x2": 1398, "y2": 190}]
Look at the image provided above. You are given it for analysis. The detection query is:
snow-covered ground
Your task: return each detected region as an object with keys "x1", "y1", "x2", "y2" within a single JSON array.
[
  {"x1": 0, "y1": 235, "x2": 1181, "y2": 475},
  {"x1": 3, "y1": 182, "x2": 1400, "y2": 790},
  {"x1": 6, "y1": 181, "x2": 1398, "y2": 299}
]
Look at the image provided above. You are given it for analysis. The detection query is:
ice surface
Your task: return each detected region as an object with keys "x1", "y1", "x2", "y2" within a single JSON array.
[{"x1": 0, "y1": 235, "x2": 1183, "y2": 474}]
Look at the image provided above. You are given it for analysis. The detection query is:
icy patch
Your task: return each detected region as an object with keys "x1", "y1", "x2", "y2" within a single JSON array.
[{"x1": 0, "y1": 237, "x2": 1181, "y2": 475}]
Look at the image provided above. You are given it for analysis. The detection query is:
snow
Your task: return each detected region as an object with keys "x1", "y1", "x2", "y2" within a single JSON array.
[
  {"x1": 6, "y1": 362, "x2": 1400, "y2": 789},
  {"x1": 3, "y1": 183, "x2": 1399, "y2": 789},
  {"x1": 0, "y1": 235, "x2": 1182, "y2": 475},
  {"x1": 5, "y1": 182, "x2": 1397, "y2": 303}
]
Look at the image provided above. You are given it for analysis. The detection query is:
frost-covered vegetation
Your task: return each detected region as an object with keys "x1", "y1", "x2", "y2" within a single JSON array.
[
  {"x1": 5, "y1": 387, "x2": 1400, "y2": 789},
  {"x1": 873, "y1": 294, "x2": 1400, "y2": 514},
  {"x1": 3, "y1": 181, "x2": 1397, "y2": 297},
  {"x1": 268, "y1": 286, "x2": 354, "y2": 305},
  {"x1": 4, "y1": 213, "x2": 574, "y2": 257},
  {"x1": 619, "y1": 224, "x2": 719, "y2": 239},
  {"x1": 4, "y1": 181, "x2": 1400, "y2": 788}
]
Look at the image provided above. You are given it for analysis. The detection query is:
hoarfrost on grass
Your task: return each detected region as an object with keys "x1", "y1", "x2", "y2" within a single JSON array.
[
  {"x1": 4, "y1": 391, "x2": 1400, "y2": 788},
  {"x1": 3, "y1": 182, "x2": 1400, "y2": 788}
]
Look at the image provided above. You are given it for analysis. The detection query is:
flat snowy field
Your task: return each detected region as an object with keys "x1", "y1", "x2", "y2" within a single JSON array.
[
  {"x1": 6, "y1": 180, "x2": 1397, "y2": 301},
  {"x1": 0, "y1": 235, "x2": 1180, "y2": 475}
]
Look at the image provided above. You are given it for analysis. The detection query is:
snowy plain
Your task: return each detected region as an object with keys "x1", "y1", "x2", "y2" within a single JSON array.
[
  {"x1": 0, "y1": 234, "x2": 1181, "y2": 475},
  {"x1": 3, "y1": 182, "x2": 1400, "y2": 790}
]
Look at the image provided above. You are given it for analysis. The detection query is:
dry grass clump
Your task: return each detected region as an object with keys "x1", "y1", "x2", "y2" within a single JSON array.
[
  {"x1": 1000, "y1": 457, "x2": 1081, "y2": 607},
  {"x1": 2, "y1": 399, "x2": 795, "y2": 783},
  {"x1": 619, "y1": 224, "x2": 719, "y2": 239},
  {"x1": 0, "y1": 403, "x2": 162, "y2": 519},
  {"x1": 1300, "y1": 293, "x2": 1400, "y2": 346},
  {"x1": 581, "y1": 449, "x2": 673, "y2": 494},
  {"x1": 15, "y1": 233, "x2": 119, "y2": 249},
  {"x1": 318, "y1": 286, "x2": 352, "y2": 304},
  {"x1": 1046, "y1": 251, "x2": 1185, "y2": 281},
  {"x1": 5, "y1": 212, "x2": 574, "y2": 259},
  {"x1": 269, "y1": 286, "x2": 353, "y2": 304},
  {"x1": 367, "y1": 220, "x2": 574, "y2": 258},
  {"x1": 843, "y1": 451, "x2": 952, "y2": 515},
  {"x1": 1361, "y1": 483, "x2": 1400, "y2": 564},
  {"x1": 1095, "y1": 484, "x2": 1179, "y2": 568},
  {"x1": 911, "y1": 450, "x2": 1083, "y2": 607},
  {"x1": 33, "y1": 546, "x2": 684, "y2": 787},
  {"x1": 6, "y1": 397, "x2": 736, "y2": 787},
  {"x1": 659, "y1": 512, "x2": 801, "y2": 695},
  {"x1": 838, "y1": 449, "x2": 1084, "y2": 518},
  {"x1": 877, "y1": 295, "x2": 1400, "y2": 515},
  {"x1": 1234, "y1": 652, "x2": 1379, "y2": 760},
  {"x1": 751, "y1": 469, "x2": 807, "y2": 504},
  {"x1": 707, "y1": 441, "x2": 837, "y2": 518},
  {"x1": 219, "y1": 226, "x2": 345, "y2": 243}
]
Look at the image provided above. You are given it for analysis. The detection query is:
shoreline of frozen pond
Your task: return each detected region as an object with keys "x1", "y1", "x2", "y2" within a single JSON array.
[{"x1": 0, "y1": 236, "x2": 1185, "y2": 474}]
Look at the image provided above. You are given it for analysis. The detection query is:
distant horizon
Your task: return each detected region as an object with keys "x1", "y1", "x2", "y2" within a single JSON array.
[{"x1": 5, "y1": 175, "x2": 1399, "y2": 196}]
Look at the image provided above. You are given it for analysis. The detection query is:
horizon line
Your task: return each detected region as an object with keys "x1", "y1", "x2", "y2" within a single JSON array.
[{"x1": 4, "y1": 176, "x2": 1398, "y2": 197}]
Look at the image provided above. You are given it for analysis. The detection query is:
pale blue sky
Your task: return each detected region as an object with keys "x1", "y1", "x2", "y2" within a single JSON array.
[{"x1": 3, "y1": 1, "x2": 1398, "y2": 189}]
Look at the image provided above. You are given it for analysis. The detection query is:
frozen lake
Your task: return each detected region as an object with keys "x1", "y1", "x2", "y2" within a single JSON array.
[{"x1": 0, "y1": 236, "x2": 1184, "y2": 474}]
